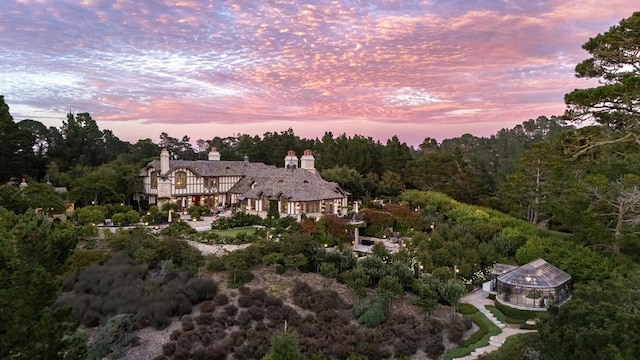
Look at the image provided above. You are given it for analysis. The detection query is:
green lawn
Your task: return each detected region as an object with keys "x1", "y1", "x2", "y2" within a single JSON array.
[
  {"x1": 212, "y1": 226, "x2": 256, "y2": 237},
  {"x1": 473, "y1": 333, "x2": 539, "y2": 360}
]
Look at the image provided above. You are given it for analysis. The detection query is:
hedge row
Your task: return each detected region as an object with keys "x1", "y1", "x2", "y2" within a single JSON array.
[
  {"x1": 494, "y1": 301, "x2": 539, "y2": 321},
  {"x1": 443, "y1": 307, "x2": 501, "y2": 360},
  {"x1": 485, "y1": 305, "x2": 525, "y2": 325}
]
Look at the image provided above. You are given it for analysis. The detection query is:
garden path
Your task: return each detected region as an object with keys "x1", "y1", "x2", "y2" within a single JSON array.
[{"x1": 455, "y1": 289, "x2": 537, "y2": 360}]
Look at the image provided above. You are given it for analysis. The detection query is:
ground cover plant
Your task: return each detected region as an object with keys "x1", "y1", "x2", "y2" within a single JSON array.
[
  {"x1": 154, "y1": 280, "x2": 446, "y2": 360},
  {"x1": 57, "y1": 253, "x2": 218, "y2": 330}
]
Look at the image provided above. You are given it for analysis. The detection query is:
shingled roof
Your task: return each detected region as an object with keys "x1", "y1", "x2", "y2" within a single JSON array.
[
  {"x1": 141, "y1": 159, "x2": 275, "y2": 177},
  {"x1": 230, "y1": 167, "x2": 348, "y2": 201}
]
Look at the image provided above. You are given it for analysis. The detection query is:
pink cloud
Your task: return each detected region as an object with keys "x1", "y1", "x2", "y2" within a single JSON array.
[{"x1": 1, "y1": 0, "x2": 637, "y2": 146}]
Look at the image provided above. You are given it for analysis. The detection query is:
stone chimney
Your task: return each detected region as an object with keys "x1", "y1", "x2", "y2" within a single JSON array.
[
  {"x1": 160, "y1": 148, "x2": 170, "y2": 174},
  {"x1": 284, "y1": 150, "x2": 299, "y2": 169},
  {"x1": 300, "y1": 149, "x2": 315, "y2": 173},
  {"x1": 208, "y1": 147, "x2": 221, "y2": 161}
]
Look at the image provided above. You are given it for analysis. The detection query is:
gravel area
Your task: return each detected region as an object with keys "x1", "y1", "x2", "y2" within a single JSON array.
[
  {"x1": 186, "y1": 240, "x2": 251, "y2": 256},
  {"x1": 121, "y1": 320, "x2": 181, "y2": 360}
]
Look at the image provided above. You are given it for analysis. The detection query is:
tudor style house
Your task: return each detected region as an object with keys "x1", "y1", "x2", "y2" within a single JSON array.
[{"x1": 138, "y1": 148, "x2": 349, "y2": 219}]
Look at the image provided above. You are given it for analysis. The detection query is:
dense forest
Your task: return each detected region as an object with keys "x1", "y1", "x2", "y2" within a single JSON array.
[{"x1": 1, "y1": 11, "x2": 640, "y2": 360}]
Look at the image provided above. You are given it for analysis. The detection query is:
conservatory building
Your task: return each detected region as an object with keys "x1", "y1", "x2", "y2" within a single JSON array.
[{"x1": 493, "y1": 258, "x2": 571, "y2": 311}]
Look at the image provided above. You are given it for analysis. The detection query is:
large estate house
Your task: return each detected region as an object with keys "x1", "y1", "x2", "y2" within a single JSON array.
[{"x1": 138, "y1": 148, "x2": 349, "y2": 219}]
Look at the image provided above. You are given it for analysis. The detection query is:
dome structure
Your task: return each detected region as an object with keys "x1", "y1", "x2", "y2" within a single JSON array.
[{"x1": 495, "y1": 258, "x2": 571, "y2": 310}]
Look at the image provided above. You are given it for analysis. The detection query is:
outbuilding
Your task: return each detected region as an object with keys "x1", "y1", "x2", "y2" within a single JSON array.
[{"x1": 493, "y1": 258, "x2": 571, "y2": 310}]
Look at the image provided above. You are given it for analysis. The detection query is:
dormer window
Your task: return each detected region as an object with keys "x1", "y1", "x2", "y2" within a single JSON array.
[{"x1": 175, "y1": 171, "x2": 187, "y2": 189}]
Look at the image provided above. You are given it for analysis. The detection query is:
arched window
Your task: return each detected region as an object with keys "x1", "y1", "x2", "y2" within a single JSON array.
[
  {"x1": 175, "y1": 171, "x2": 187, "y2": 189},
  {"x1": 151, "y1": 171, "x2": 158, "y2": 189}
]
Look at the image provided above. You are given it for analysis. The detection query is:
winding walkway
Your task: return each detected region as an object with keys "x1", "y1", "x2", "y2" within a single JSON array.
[{"x1": 455, "y1": 289, "x2": 536, "y2": 359}]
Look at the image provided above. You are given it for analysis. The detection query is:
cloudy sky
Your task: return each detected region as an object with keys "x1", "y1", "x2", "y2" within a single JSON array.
[{"x1": 1, "y1": 1, "x2": 636, "y2": 146}]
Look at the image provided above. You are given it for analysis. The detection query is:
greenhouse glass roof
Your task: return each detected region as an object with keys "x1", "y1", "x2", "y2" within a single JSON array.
[{"x1": 497, "y1": 258, "x2": 571, "y2": 288}]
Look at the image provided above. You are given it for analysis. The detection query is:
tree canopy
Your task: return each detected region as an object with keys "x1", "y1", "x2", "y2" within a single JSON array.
[{"x1": 564, "y1": 12, "x2": 640, "y2": 154}]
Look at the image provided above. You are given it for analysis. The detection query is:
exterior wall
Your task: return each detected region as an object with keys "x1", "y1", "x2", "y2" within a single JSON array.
[
  {"x1": 171, "y1": 168, "x2": 200, "y2": 195},
  {"x1": 143, "y1": 168, "x2": 159, "y2": 195},
  {"x1": 157, "y1": 178, "x2": 171, "y2": 200},
  {"x1": 496, "y1": 281, "x2": 571, "y2": 311},
  {"x1": 219, "y1": 176, "x2": 241, "y2": 193}
]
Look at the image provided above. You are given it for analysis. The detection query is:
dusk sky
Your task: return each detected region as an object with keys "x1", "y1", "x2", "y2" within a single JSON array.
[{"x1": 1, "y1": 1, "x2": 636, "y2": 147}]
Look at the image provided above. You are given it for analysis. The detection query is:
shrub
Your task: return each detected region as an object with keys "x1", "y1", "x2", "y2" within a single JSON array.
[
  {"x1": 162, "y1": 342, "x2": 176, "y2": 356},
  {"x1": 214, "y1": 293, "x2": 229, "y2": 306},
  {"x1": 228, "y1": 269, "x2": 254, "y2": 288},
  {"x1": 58, "y1": 253, "x2": 216, "y2": 330},
  {"x1": 251, "y1": 288, "x2": 268, "y2": 303},
  {"x1": 161, "y1": 221, "x2": 197, "y2": 237},
  {"x1": 224, "y1": 304, "x2": 238, "y2": 317},
  {"x1": 444, "y1": 310, "x2": 502, "y2": 359},
  {"x1": 266, "y1": 295, "x2": 283, "y2": 308},
  {"x1": 248, "y1": 305, "x2": 266, "y2": 321},
  {"x1": 87, "y1": 314, "x2": 138, "y2": 360},
  {"x1": 320, "y1": 262, "x2": 338, "y2": 278},
  {"x1": 185, "y1": 277, "x2": 218, "y2": 303},
  {"x1": 181, "y1": 315, "x2": 194, "y2": 331},
  {"x1": 195, "y1": 313, "x2": 215, "y2": 326},
  {"x1": 447, "y1": 316, "x2": 467, "y2": 343},
  {"x1": 275, "y1": 263, "x2": 286, "y2": 275},
  {"x1": 138, "y1": 301, "x2": 173, "y2": 329},
  {"x1": 238, "y1": 295, "x2": 252, "y2": 308},
  {"x1": 212, "y1": 212, "x2": 262, "y2": 230},
  {"x1": 205, "y1": 255, "x2": 226, "y2": 272},
  {"x1": 75, "y1": 206, "x2": 107, "y2": 226},
  {"x1": 200, "y1": 301, "x2": 216, "y2": 313},
  {"x1": 353, "y1": 298, "x2": 386, "y2": 327}
]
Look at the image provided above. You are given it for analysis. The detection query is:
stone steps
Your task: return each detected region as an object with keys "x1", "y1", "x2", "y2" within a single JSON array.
[
  {"x1": 470, "y1": 345, "x2": 499, "y2": 357},
  {"x1": 456, "y1": 290, "x2": 537, "y2": 360}
]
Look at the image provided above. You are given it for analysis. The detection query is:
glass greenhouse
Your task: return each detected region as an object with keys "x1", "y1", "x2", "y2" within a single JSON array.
[{"x1": 494, "y1": 258, "x2": 571, "y2": 310}]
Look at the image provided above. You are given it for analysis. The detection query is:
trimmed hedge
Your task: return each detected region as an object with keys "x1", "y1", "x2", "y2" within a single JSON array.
[
  {"x1": 443, "y1": 307, "x2": 501, "y2": 360},
  {"x1": 494, "y1": 301, "x2": 538, "y2": 321},
  {"x1": 485, "y1": 305, "x2": 524, "y2": 325}
]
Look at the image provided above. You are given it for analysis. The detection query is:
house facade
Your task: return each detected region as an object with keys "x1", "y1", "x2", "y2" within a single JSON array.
[{"x1": 138, "y1": 148, "x2": 349, "y2": 219}]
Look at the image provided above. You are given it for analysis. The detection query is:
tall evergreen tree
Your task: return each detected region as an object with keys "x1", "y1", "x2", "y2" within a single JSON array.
[
  {"x1": 0, "y1": 96, "x2": 39, "y2": 182},
  {"x1": 563, "y1": 11, "x2": 640, "y2": 156}
]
